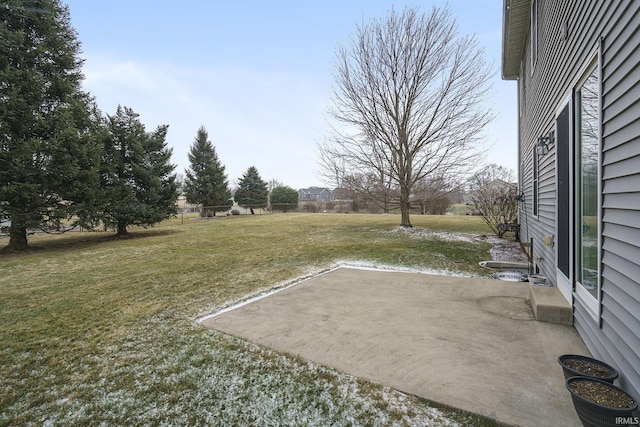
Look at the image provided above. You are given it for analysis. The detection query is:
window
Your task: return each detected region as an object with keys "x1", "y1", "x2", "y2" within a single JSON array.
[
  {"x1": 575, "y1": 61, "x2": 600, "y2": 304},
  {"x1": 532, "y1": 146, "x2": 539, "y2": 217},
  {"x1": 531, "y1": 0, "x2": 538, "y2": 71}
]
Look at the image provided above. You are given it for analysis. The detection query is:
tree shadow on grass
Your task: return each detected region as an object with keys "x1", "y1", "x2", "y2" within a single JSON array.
[{"x1": 0, "y1": 228, "x2": 183, "y2": 257}]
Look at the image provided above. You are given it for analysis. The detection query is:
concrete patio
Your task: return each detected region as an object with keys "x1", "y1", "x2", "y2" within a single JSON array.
[{"x1": 200, "y1": 266, "x2": 587, "y2": 426}]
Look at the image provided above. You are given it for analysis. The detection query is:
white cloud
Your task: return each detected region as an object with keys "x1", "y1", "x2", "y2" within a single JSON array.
[{"x1": 81, "y1": 54, "x2": 332, "y2": 188}]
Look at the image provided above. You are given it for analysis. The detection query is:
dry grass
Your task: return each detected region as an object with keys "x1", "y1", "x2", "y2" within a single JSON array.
[{"x1": 0, "y1": 213, "x2": 505, "y2": 426}]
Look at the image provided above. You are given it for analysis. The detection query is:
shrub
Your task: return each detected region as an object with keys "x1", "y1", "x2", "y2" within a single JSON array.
[{"x1": 471, "y1": 185, "x2": 518, "y2": 237}]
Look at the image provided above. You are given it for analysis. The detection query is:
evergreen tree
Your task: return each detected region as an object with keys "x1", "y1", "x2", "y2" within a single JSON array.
[
  {"x1": 99, "y1": 106, "x2": 178, "y2": 235},
  {"x1": 0, "y1": 1, "x2": 101, "y2": 251},
  {"x1": 234, "y1": 166, "x2": 268, "y2": 211},
  {"x1": 269, "y1": 186, "x2": 299, "y2": 212},
  {"x1": 183, "y1": 126, "x2": 230, "y2": 216}
]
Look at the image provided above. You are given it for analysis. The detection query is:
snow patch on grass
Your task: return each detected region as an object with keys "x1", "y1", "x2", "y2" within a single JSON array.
[
  {"x1": 331, "y1": 260, "x2": 475, "y2": 278},
  {"x1": 388, "y1": 226, "x2": 478, "y2": 243},
  {"x1": 28, "y1": 316, "x2": 461, "y2": 426}
]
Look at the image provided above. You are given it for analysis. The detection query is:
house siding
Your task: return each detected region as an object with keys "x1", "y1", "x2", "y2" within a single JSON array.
[
  {"x1": 298, "y1": 187, "x2": 335, "y2": 202},
  {"x1": 599, "y1": 0, "x2": 640, "y2": 399},
  {"x1": 515, "y1": 0, "x2": 640, "y2": 400}
]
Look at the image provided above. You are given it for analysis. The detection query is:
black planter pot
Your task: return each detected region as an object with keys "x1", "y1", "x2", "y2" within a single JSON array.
[
  {"x1": 566, "y1": 376, "x2": 638, "y2": 427},
  {"x1": 558, "y1": 354, "x2": 619, "y2": 383}
]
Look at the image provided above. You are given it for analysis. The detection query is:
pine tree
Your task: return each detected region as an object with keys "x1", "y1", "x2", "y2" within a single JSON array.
[
  {"x1": 0, "y1": 1, "x2": 101, "y2": 251},
  {"x1": 99, "y1": 106, "x2": 178, "y2": 235},
  {"x1": 183, "y1": 126, "x2": 230, "y2": 216},
  {"x1": 234, "y1": 166, "x2": 268, "y2": 211}
]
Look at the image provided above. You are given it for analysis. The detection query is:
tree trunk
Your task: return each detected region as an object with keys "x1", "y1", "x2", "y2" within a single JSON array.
[
  {"x1": 399, "y1": 186, "x2": 412, "y2": 227},
  {"x1": 3, "y1": 226, "x2": 29, "y2": 252},
  {"x1": 117, "y1": 221, "x2": 128, "y2": 236}
]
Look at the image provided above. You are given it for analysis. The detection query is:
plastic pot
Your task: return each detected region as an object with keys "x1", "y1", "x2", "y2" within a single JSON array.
[
  {"x1": 558, "y1": 354, "x2": 619, "y2": 383},
  {"x1": 566, "y1": 376, "x2": 637, "y2": 427}
]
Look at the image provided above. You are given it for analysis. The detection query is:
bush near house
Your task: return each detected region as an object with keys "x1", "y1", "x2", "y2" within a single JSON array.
[
  {"x1": 471, "y1": 182, "x2": 518, "y2": 238},
  {"x1": 468, "y1": 164, "x2": 518, "y2": 238}
]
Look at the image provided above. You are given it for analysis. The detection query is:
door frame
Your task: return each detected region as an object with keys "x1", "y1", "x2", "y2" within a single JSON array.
[
  {"x1": 555, "y1": 94, "x2": 574, "y2": 303},
  {"x1": 554, "y1": 46, "x2": 603, "y2": 321}
]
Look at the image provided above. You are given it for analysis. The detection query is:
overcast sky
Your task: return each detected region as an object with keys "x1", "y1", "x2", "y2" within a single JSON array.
[{"x1": 64, "y1": 0, "x2": 517, "y2": 190}]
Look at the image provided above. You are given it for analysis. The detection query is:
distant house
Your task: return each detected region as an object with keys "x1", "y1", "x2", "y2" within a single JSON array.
[
  {"x1": 298, "y1": 187, "x2": 335, "y2": 202},
  {"x1": 502, "y1": 0, "x2": 640, "y2": 401}
]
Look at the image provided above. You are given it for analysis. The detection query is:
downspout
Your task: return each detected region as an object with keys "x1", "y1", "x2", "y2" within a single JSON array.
[{"x1": 515, "y1": 75, "x2": 533, "y2": 274}]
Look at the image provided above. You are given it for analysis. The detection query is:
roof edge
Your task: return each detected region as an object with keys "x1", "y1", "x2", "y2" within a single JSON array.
[{"x1": 501, "y1": 0, "x2": 531, "y2": 80}]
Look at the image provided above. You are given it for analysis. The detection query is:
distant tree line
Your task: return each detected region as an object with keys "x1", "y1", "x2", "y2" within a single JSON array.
[{"x1": 332, "y1": 173, "x2": 460, "y2": 215}]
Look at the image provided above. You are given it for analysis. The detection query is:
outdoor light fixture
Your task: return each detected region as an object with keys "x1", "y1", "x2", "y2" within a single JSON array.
[{"x1": 536, "y1": 130, "x2": 555, "y2": 156}]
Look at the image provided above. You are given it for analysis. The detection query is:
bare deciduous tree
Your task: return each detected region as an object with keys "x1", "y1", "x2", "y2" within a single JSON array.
[
  {"x1": 469, "y1": 164, "x2": 518, "y2": 238},
  {"x1": 413, "y1": 175, "x2": 455, "y2": 215},
  {"x1": 319, "y1": 5, "x2": 493, "y2": 226},
  {"x1": 342, "y1": 170, "x2": 399, "y2": 213}
]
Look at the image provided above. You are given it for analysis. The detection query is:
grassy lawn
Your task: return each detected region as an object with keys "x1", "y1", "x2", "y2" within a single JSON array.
[{"x1": 0, "y1": 213, "x2": 508, "y2": 426}]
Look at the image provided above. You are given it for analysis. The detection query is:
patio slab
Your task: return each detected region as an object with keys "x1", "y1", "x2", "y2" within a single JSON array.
[{"x1": 200, "y1": 267, "x2": 587, "y2": 426}]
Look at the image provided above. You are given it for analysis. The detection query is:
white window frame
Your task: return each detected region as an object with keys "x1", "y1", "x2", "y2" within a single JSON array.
[
  {"x1": 573, "y1": 49, "x2": 602, "y2": 322},
  {"x1": 554, "y1": 94, "x2": 574, "y2": 304}
]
